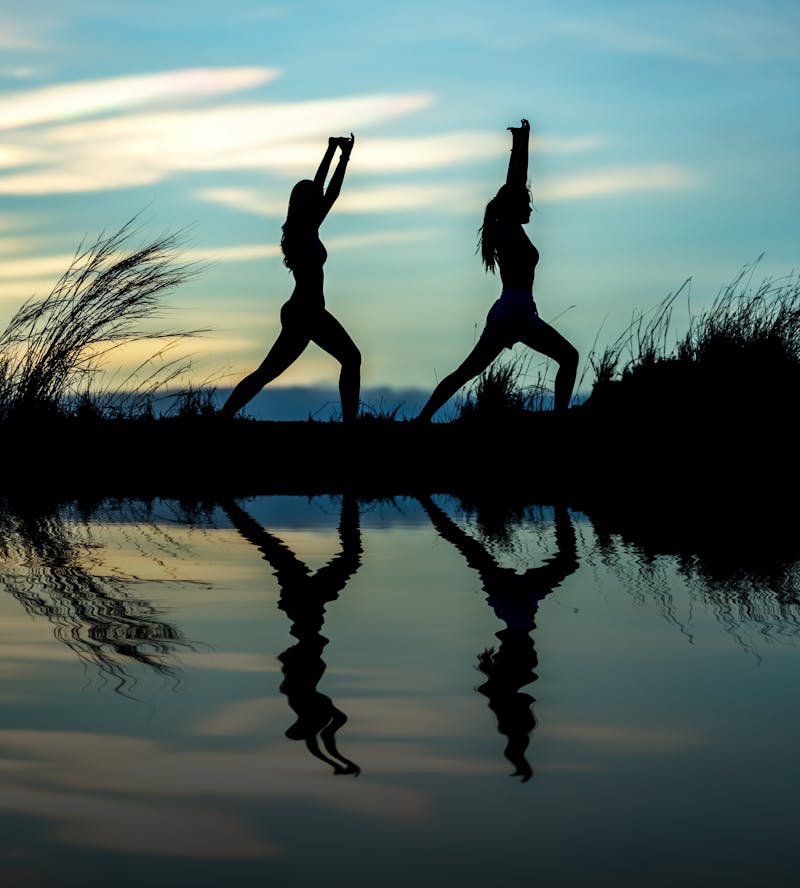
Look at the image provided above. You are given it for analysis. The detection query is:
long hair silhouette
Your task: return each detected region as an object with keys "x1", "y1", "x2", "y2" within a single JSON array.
[
  {"x1": 221, "y1": 495, "x2": 362, "y2": 775},
  {"x1": 419, "y1": 495, "x2": 578, "y2": 781}
]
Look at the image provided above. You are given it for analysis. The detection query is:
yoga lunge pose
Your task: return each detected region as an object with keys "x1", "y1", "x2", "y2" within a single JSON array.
[
  {"x1": 221, "y1": 135, "x2": 361, "y2": 420},
  {"x1": 417, "y1": 119, "x2": 578, "y2": 420}
]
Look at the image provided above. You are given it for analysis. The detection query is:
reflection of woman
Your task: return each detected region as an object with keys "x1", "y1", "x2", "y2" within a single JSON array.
[
  {"x1": 417, "y1": 119, "x2": 578, "y2": 420},
  {"x1": 221, "y1": 495, "x2": 362, "y2": 775},
  {"x1": 419, "y1": 495, "x2": 578, "y2": 781},
  {"x1": 221, "y1": 135, "x2": 361, "y2": 421}
]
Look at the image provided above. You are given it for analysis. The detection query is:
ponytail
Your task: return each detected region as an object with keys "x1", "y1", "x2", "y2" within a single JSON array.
[{"x1": 477, "y1": 195, "x2": 504, "y2": 273}]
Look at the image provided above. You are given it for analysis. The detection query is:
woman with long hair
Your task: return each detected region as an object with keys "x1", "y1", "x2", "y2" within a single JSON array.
[
  {"x1": 417, "y1": 119, "x2": 578, "y2": 420},
  {"x1": 221, "y1": 135, "x2": 361, "y2": 420}
]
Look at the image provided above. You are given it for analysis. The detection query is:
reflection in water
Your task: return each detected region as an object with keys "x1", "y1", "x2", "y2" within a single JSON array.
[
  {"x1": 222, "y1": 494, "x2": 363, "y2": 775},
  {"x1": 584, "y1": 502, "x2": 800, "y2": 651},
  {"x1": 0, "y1": 499, "x2": 189, "y2": 694},
  {"x1": 419, "y1": 495, "x2": 579, "y2": 781}
]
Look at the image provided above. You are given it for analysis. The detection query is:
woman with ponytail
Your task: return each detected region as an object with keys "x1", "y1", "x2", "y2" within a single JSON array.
[
  {"x1": 417, "y1": 119, "x2": 578, "y2": 420},
  {"x1": 221, "y1": 134, "x2": 361, "y2": 420}
]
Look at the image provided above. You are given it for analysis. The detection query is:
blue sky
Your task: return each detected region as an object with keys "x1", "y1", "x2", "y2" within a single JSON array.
[{"x1": 1, "y1": 0, "x2": 798, "y2": 401}]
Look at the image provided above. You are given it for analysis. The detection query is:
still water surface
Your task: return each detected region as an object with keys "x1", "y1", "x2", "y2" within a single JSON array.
[{"x1": 0, "y1": 494, "x2": 797, "y2": 887}]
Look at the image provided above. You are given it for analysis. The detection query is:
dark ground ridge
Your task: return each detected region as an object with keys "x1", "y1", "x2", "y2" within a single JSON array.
[{"x1": 3, "y1": 403, "x2": 794, "y2": 506}]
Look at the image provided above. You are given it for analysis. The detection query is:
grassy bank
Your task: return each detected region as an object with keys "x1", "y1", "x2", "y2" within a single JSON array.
[{"x1": 1, "y1": 231, "x2": 796, "y2": 500}]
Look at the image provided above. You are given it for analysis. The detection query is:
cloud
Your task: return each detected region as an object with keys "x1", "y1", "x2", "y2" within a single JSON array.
[
  {"x1": 0, "y1": 251, "x2": 76, "y2": 280},
  {"x1": 0, "y1": 84, "x2": 434, "y2": 194},
  {"x1": 194, "y1": 166, "x2": 697, "y2": 216},
  {"x1": 0, "y1": 68, "x2": 604, "y2": 197},
  {"x1": 183, "y1": 229, "x2": 441, "y2": 264},
  {"x1": 0, "y1": 67, "x2": 278, "y2": 130},
  {"x1": 198, "y1": 183, "x2": 484, "y2": 216},
  {"x1": 0, "y1": 18, "x2": 44, "y2": 51},
  {"x1": 538, "y1": 164, "x2": 699, "y2": 201}
]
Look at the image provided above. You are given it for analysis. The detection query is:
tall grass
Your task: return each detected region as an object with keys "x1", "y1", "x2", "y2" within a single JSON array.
[
  {"x1": 458, "y1": 354, "x2": 550, "y2": 422},
  {"x1": 0, "y1": 217, "x2": 199, "y2": 422},
  {"x1": 587, "y1": 263, "x2": 800, "y2": 413}
]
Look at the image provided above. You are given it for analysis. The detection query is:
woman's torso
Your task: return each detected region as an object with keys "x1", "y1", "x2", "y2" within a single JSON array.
[
  {"x1": 496, "y1": 222, "x2": 539, "y2": 293},
  {"x1": 285, "y1": 227, "x2": 327, "y2": 307}
]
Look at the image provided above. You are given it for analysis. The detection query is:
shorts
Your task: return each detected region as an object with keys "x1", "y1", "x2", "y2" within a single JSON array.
[{"x1": 479, "y1": 289, "x2": 545, "y2": 350}]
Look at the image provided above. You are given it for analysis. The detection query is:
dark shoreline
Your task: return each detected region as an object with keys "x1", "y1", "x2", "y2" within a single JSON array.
[{"x1": 4, "y1": 407, "x2": 793, "y2": 507}]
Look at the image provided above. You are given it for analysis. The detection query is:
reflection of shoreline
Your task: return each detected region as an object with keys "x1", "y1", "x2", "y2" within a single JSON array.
[
  {"x1": 222, "y1": 495, "x2": 363, "y2": 775},
  {"x1": 0, "y1": 500, "x2": 190, "y2": 695},
  {"x1": 584, "y1": 500, "x2": 800, "y2": 646},
  {"x1": 419, "y1": 496, "x2": 579, "y2": 781}
]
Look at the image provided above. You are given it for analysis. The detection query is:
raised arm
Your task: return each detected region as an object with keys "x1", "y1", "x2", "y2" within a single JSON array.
[
  {"x1": 506, "y1": 118, "x2": 530, "y2": 189},
  {"x1": 313, "y1": 138, "x2": 338, "y2": 192},
  {"x1": 319, "y1": 133, "x2": 354, "y2": 221},
  {"x1": 418, "y1": 494, "x2": 500, "y2": 576}
]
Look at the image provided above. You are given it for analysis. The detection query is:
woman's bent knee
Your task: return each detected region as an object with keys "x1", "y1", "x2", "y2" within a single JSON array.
[
  {"x1": 561, "y1": 343, "x2": 579, "y2": 370},
  {"x1": 345, "y1": 346, "x2": 361, "y2": 370}
]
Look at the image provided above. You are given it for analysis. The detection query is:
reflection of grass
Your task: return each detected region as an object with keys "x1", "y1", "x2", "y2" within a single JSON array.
[
  {"x1": 586, "y1": 496, "x2": 800, "y2": 653},
  {"x1": 0, "y1": 499, "x2": 193, "y2": 695},
  {"x1": 0, "y1": 216, "x2": 199, "y2": 422}
]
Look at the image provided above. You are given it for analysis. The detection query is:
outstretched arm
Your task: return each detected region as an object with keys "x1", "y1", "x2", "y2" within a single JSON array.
[
  {"x1": 220, "y1": 497, "x2": 311, "y2": 586},
  {"x1": 313, "y1": 138, "x2": 338, "y2": 192},
  {"x1": 312, "y1": 492, "x2": 363, "y2": 592},
  {"x1": 521, "y1": 504, "x2": 579, "y2": 590},
  {"x1": 320, "y1": 133, "x2": 354, "y2": 221},
  {"x1": 418, "y1": 494, "x2": 499, "y2": 576},
  {"x1": 506, "y1": 118, "x2": 530, "y2": 189}
]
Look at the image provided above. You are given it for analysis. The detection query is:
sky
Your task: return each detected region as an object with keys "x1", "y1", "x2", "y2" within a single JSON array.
[{"x1": 0, "y1": 0, "x2": 798, "y2": 408}]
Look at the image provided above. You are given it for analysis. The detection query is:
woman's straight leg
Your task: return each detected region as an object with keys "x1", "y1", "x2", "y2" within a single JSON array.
[
  {"x1": 417, "y1": 338, "x2": 504, "y2": 421},
  {"x1": 221, "y1": 327, "x2": 310, "y2": 417},
  {"x1": 310, "y1": 310, "x2": 361, "y2": 422}
]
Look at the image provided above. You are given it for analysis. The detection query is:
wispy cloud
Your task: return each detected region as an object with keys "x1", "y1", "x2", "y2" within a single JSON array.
[
  {"x1": 198, "y1": 183, "x2": 485, "y2": 216},
  {"x1": 538, "y1": 164, "x2": 699, "y2": 201},
  {"x1": 0, "y1": 69, "x2": 434, "y2": 194},
  {"x1": 0, "y1": 67, "x2": 608, "y2": 197},
  {"x1": 182, "y1": 229, "x2": 442, "y2": 264},
  {"x1": 0, "y1": 17, "x2": 45, "y2": 51},
  {"x1": 0, "y1": 228, "x2": 441, "y2": 303},
  {"x1": 0, "y1": 67, "x2": 278, "y2": 130},
  {"x1": 198, "y1": 162, "x2": 698, "y2": 217}
]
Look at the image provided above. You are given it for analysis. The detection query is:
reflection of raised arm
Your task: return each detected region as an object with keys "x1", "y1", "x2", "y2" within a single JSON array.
[
  {"x1": 421, "y1": 495, "x2": 578, "y2": 595},
  {"x1": 221, "y1": 497, "x2": 310, "y2": 586},
  {"x1": 521, "y1": 504, "x2": 579, "y2": 590},
  {"x1": 320, "y1": 492, "x2": 362, "y2": 590},
  {"x1": 221, "y1": 494, "x2": 362, "y2": 593},
  {"x1": 418, "y1": 494, "x2": 500, "y2": 576},
  {"x1": 316, "y1": 134, "x2": 354, "y2": 222},
  {"x1": 506, "y1": 118, "x2": 530, "y2": 189}
]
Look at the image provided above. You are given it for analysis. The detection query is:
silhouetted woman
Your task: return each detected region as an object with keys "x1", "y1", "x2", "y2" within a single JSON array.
[
  {"x1": 221, "y1": 495, "x2": 362, "y2": 775},
  {"x1": 417, "y1": 119, "x2": 578, "y2": 420},
  {"x1": 418, "y1": 495, "x2": 578, "y2": 781},
  {"x1": 221, "y1": 135, "x2": 361, "y2": 420}
]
